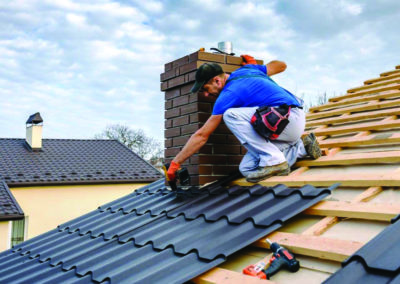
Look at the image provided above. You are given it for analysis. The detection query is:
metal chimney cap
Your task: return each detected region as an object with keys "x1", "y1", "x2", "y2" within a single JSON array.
[{"x1": 26, "y1": 112, "x2": 43, "y2": 124}]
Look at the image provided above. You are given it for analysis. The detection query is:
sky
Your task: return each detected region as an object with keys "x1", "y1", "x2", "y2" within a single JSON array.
[{"x1": 0, "y1": 0, "x2": 399, "y2": 143}]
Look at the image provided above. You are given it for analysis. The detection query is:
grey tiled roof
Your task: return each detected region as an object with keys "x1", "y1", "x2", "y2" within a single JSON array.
[
  {"x1": 0, "y1": 139, "x2": 162, "y2": 186},
  {"x1": 324, "y1": 215, "x2": 400, "y2": 284},
  {"x1": 0, "y1": 179, "x2": 24, "y2": 221},
  {"x1": 0, "y1": 178, "x2": 337, "y2": 283}
]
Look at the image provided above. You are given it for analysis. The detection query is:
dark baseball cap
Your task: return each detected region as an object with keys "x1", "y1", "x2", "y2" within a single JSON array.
[{"x1": 190, "y1": 63, "x2": 224, "y2": 93}]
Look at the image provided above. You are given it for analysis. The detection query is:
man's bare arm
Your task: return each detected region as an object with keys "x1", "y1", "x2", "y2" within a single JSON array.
[
  {"x1": 266, "y1": 60, "x2": 287, "y2": 76},
  {"x1": 173, "y1": 115, "x2": 223, "y2": 164}
]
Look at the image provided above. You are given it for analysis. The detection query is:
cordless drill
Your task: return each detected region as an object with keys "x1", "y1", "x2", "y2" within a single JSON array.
[
  {"x1": 163, "y1": 163, "x2": 190, "y2": 191},
  {"x1": 264, "y1": 239, "x2": 300, "y2": 279},
  {"x1": 243, "y1": 239, "x2": 299, "y2": 279}
]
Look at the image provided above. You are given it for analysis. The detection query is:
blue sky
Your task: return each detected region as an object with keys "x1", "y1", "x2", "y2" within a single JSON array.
[{"x1": 1, "y1": 0, "x2": 399, "y2": 143}]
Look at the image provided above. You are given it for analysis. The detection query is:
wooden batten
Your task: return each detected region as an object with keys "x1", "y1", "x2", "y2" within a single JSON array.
[
  {"x1": 309, "y1": 118, "x2": 400, "y2": 136},
  {"x1": 295, "y1": 150, "x2": 400, "y2": 167},
  {"x1": 307, "y1": 107, "x2": 400, "y2": 127},
  {"x1": 192, "y1": 267, "x2": 274, "y2": 284},
  {"x1": 309, "y1": 89, "x2": 400, "y2": 113},
  {"x1": 363, "y1": 72, "x2": 400, "y2": 85},
  {"x1": 235, "y1": 173, "x2": 400, "y2": 187},
  {"x1": 319, "y1": 132, "x2": 400, "y2": 148},
  {"x1": 380, "y1": 69, "x2": 400, "y2": 77},
  {"x1": 304, "y1": 200, "x2": 400, "y2": 221},
  {"x1": 325, "y1": 83, "x2": 400, "y2": 103},
  {"x1": 347, "y1": 78, "x2": 400, "y2": 93},
  {"x1": 307, "y1": 98, "x2": 400, "y2": 120},
  {"x1": 253, "y1": 232, "x2": 363, "y2": 262}
]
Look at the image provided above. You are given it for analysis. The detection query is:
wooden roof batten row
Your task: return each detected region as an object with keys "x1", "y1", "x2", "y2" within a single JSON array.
[
  {"x1": 347, "y1": 77, "x2": 400, "y2": 93},
  {"x1": 194, "y1": 64, "x2": 400, "y2": 283},
  {"x1": 310, "y1": 88, "x2": 400, "y2": 113},
  {"x1": 364, "y1": 71, "x2": 400, "y2": 84},
  {"x1": 306, "y1": 97, "x2": 400, "y2": 120}
]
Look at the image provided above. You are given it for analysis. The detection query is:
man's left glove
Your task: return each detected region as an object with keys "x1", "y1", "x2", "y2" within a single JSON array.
[
  {"x1": 167, "y1": 161, "x2": 181, "y2": 181},
  {"x1": 241, "y1": 54, "x2": 257, "y2": 65}
]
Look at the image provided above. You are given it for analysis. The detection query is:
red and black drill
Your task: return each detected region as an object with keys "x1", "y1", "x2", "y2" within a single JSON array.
[
  {"x1": 243, "y1": 239, "x2": 300, "y2": 280},
  {"x1": 163, "y1": 163, "x2": 190, "y2": 192}
]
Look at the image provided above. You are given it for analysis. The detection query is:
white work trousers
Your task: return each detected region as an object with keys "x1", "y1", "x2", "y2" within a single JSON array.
[{"x1": 223, "y1": 107, "x2": 307, "y2": 177}]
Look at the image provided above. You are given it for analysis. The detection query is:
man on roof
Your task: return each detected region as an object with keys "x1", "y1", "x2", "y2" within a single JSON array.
[{"x1": 167, "y1": 55, "x2": 321, "y2": 183}]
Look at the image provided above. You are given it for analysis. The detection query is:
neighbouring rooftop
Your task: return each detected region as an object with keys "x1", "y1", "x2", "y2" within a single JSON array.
[{"x1": 0, "y1": 138, "x2": 162, "y2": 186}]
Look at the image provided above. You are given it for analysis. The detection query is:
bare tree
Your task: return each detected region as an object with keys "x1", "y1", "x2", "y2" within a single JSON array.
[
  {"x1": 300, "y1": 92, "x2": 330, "y2": 112},
  {"x1": 95, "y1": 124, "x2": 163, "y2": 165}
]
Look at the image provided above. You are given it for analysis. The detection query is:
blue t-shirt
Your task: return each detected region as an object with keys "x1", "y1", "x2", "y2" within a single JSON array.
[{"x1": 212, "y1": 64, "x2": 301, "y2": 115}]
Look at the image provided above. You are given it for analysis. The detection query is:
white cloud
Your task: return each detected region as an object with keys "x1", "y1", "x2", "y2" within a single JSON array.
[
  {"x1": 339, "y1": 0, "x2": 363, "y2": 15},
  {"x1": 66, "y1": 13, "x2": 86, "y2": 26},
  {"x1": 0, "y1": 0, "x2": 399, "y2": 143}
]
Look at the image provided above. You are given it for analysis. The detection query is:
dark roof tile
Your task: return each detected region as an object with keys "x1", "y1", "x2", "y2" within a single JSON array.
[
  {"x1": 0, "y1": 179, "x2": 24, "y2": 220},
  {"x1": 0, "y1": 139, "x2": 162, "y2": 185},
  {"x1": 0, "y1": 178, "x2": 336, "y2": 283},
  {"x1": 324, "y1": 216, "x2": 400, "y2": 283}
]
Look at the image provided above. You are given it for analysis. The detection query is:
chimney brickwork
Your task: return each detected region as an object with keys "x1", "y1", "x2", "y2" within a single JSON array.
[{"x1": 162, "y1": 50, "x2": 263, "y2": 186}]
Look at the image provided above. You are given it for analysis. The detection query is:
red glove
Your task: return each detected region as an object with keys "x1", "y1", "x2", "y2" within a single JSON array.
[
  {"x1": 241, "y1": 54, "x2": 257, "y2": 65},
  {"x1": 167, "y1": 161, "x2": 181, "y2": 181}
]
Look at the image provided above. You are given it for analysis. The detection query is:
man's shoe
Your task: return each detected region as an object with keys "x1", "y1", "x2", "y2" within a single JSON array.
[
  {"x1": 302, "y1": 132, "x2": 322, "y2": 159},
  {"x1": 246, "y1": 161, "x2": 290, "y2": 183}
]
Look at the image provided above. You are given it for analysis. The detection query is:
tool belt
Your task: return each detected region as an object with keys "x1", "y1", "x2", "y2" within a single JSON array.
[{"x1": 250, "y1": 105, "x2": 293, "y2": 140}]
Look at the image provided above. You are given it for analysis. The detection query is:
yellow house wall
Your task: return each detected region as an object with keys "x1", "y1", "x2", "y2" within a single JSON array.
[
  {"x1": 0, "y1": 221, "x2": 10, "y2": 251},
  {"x1": 10, "y1": 183, "x2": 147, "y2": 240}
]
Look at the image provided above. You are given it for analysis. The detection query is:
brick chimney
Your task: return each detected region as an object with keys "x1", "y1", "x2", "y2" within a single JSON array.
[{"x1": 162, "y1": 50, "x2": 263, "y2": 186}]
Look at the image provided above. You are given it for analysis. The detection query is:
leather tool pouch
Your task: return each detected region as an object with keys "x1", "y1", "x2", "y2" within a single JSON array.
[{"x1": 250, "y1": 105, "x2": 291, "y2": 140}]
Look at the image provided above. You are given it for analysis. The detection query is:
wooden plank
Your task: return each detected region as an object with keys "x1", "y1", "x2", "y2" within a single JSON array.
[
  {"x1": 319, "y1": 132, "x2": 400, "y2": 148},
  {"x1": 302, "y1": 186, "x2": 382, "y2": 236},
  {"x1": 380, "y1": 69, "x2": 400, "y2": 77},
  {"x1": 295, "y1": 150, "x2": 400, "y2": 167},
  {"x1": 310, "y1": 89, "x2": 400, "y2": 112},
  {"x1": 396, "y1": 65, "x2": 400, "y2": 70},
  {"x1": 347, "y1": 78, "x2": 400, "y2": 93},
  {"x1": 302, "y1": 216, "x2": 339, "y2": 236},
  {"x1": 192, "y1": 267, "x2": 273, "y2": 284},
  {"x1": 234, "y1": 172, "x2": 400, "y2": 187},
  {"x1": 329, "y1": 83, "x2": 400, "y2": 103},
  {"x1": 253, "y1": 232, "x2": 363, "y2": 262},
  {"x1": 353, "y1": 186, "x2": 383, "y2": 202},
  {"x1": 311, "y1": 118, "x2": 400, "y2": 136},
  {"x1": 304, "y1": 200, "x2": 400, "y2": 221},
  {"x1": 329, "y1": 82, "x2": 400, "y2": 103},
  {"x1": 307, "y1": 98, "x2": 400, "y2": 120},
  {"x1": 307, "y1": 107, "x2": 400, "y2": 127},
  {"x1": 364, "y1": 72, "x2": 400, "y2": 85}
]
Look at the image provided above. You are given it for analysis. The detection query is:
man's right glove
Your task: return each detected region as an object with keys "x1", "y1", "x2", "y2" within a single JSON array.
[
  {"x1": 167, "y1": 161, "x2": 181, "y2": 182},
  {"x1": 241, "y1": 54, "x2": 257, "y2": 65}
]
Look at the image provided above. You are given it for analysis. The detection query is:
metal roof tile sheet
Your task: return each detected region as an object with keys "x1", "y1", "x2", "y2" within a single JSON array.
[
  {"x1": 324, "y1": 217, "x2": 400, "y2": 283},
  {"x1": 0, "y1": 178, "x2": 335, "y2": 283}
]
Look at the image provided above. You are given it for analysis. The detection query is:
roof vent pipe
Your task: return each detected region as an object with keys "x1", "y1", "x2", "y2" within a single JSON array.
[
  {"x1": 26, "y1": 112, "x2": 43, "y2": 151},
  {"x1": 218, "y1": 41, "x2": 233, "y2": 54},
  {"x1": 210, "y1": 42, "x2": 235, "y2": 56}
]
